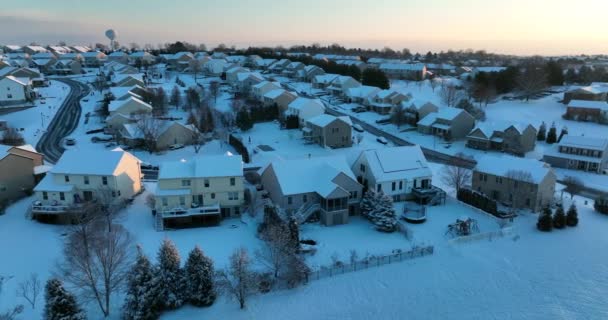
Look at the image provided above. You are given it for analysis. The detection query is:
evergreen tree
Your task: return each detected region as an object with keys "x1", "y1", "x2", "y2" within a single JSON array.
[
  {"x1": 169, "y1": 85, "x2": 181, "y2": 109},
  {"x1": 360, "y1": 191, "x2": 377, "y2": 219},
  {"x1": 552, "y1": 205, "x2": 567, "y2": 229},
  {"x1": 156, "y1": 239, "x2": 186, "y2": 310},
  {"x1": 557, "y1": 126, "x2": 568, "y2": 143},
  {"x1": 546, "y1": 122, "x2": 558, "y2": 144},
  {"x1": 545, "y1": 60, "x2": 564, "y2": 86},
  {"x1": 123, "y1": 246, "x2": 161, "y2": 320},
  {"x1": 537, "y1": 206, "x2": 553, "y2": 232},
  {"x1": 185, "y1": 246, "x2": 216, "y2": 307},
  {"x1": 44, "y1": 278, "x2": 86, "y2": 320},
  {"x1": 236, "y1": 109, "x2": 253, "y2": 131},
  {"x1": 537, "y1": 122, "x2": 547, "y2": 141},
  {"x1": 373, "y1": 193, "x2": 398, "y2": 233},
  {"x1": 361, "y1": 68, "x2": 390, "y2": 89},
  {"x1": 566, "y1": 203, "x2": 579, "y2": 227}
]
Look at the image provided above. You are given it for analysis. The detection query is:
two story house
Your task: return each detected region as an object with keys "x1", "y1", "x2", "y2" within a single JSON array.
[
  {"x1": 154, "y1": 154, "x2": 244, "y2": 229},
  {"x1": 259, "y1": 156, "x2": 362, "y2": 226},
  {"x1": 543, "y1": 135, "x2": 608, "y2": 174},
  {"x1": 351, "y1": 146, "x2": 433, "y2": 202},
  {"x1": 473, "y1": 155, "x2": 556, "y2": 212},
  {"x1": 466, "y1": 122, "x2": 537, "y2": 156},
  {"x1": 366, "y1": 89, "x2": 408, "y2": 115},
  {"x1": 403, "y1": 101, "x2": 439, "y2": 125},
  {"x1": 0, "y1": 145, "x2": 45, "y2": 204},
  {"x1": 286, "y1": 97, "x2": 326, "y2": 127},
  {"x1": 32, "y1": 149, "x2": 142, "y2": 223},
  {"x1": 303, "y1": 114, "x2": 352, "y2": 149},
  {"x1": 252, "y1": 81, "x2": 282, "y2": 102},
  {"x1": 327, "y1": 76, "x2": 361, "y2": 97},
  {"x1": 417, "y1": 108, "x2": 475, "y2": 140}
]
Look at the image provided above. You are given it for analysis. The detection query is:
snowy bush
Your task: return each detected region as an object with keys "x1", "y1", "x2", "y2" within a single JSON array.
[
  {"x1": 360, "y1": 191, "x2": 398, "y2": 233},
  {"x1": 566, "y1": 204, "x2": 579, "y2": 227},
  {"x1": 595, "y1": 196, "x2": 608, "y2": 215},
  {"x1": 537, "y1": 207, "x2": 553, "y2": 232}
]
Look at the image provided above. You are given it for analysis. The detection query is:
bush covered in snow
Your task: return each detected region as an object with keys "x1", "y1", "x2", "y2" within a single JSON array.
[
  {"x1": 595, "y1": 196, "x2": 608, "y2": 215},
  {"x1": 537, "y1": 206, "x2": 553, "y2": 232},
  {"x1": 361, "y1": 191, "x2": 398, "y2": 233}
]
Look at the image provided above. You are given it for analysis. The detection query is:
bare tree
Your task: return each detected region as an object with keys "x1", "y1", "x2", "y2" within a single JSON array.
[
  {"x1": 430, "y1": 78, "x2": 439, "y2": 92},
  {"x1": 562, "y1": 176, "x2": 584, "y2": 200},
  {"x1": 255, "y1": 223, "x2": 293, "y2": 279},
  {"x1": 441, "y1": 153, "x2": 473, "y2": 193},
  {"x1": 439, "y1": 84, "x2": 462, "y2": 107},
  {"x1": 59, "y1": 218, "x2": 134, "y2": 317},
  {"x1": 134, "y1": 112, "x2": 163, "y2": 153},
  {"x1": 191, "y1": 128, "x2": 206, "y2": 154},
  {"x1": 190, "y1": 59, "x2": 203, "y2": 84},
  {"x1": 16, "y1": 273, "x2": 41, "y2": 309},
  {"x1": 217, "y1": 247, "x2": 256, "y2": 310},
  {"x1": 0, "y1": 306, "x2": 23, "y2": 320},
  {"x1": 209, "y1": 81, "x2": 220, "y2": 104},
  {"x1": 390, "y1": 104, "x2": 406, "y2": 129},
  {"x1": 517, "y1": 63, "x2": 547, "y2": 101}
]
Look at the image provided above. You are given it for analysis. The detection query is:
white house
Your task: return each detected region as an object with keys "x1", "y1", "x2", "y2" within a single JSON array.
[
  {"x1": 0, "y1": 76, "x2": 35, "y2": 106},
  {"x1": 286, "y1": 97, "x2": 326, "y2": 127}
]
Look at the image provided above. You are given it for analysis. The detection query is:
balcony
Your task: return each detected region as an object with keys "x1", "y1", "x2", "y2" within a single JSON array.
[
  {"x1": 160, "y1": 204, "x2": 221, "y2": 218},
  {"x1": 31, "y1": 201, "x2": 84, "y2": 215}
]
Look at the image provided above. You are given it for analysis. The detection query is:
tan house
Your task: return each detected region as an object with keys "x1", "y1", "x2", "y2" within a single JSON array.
[
  {"x1": 327, "y1": 76, "x2": 361, "y2": 97},
  {"x1": 168, "y1": 52, "x2": 194, "y2": 71},
  {"x1": 543, "y1": 135, "x2": 608, "y2": 174},
  {"x1": 108, "y1": 96, "x2": 153, "y2": 117},
  {"x1": 312, "y1": 74, "x2": 340, "y2": 89},
  {"x1": 286, "y1": 97, "x2": 326, "y2": 127},
  {"x1": 226, "y1": 67, "x2": 250, "y2": 85},
  {"x1": 32, "y1": 149, "x2": 142, "y2": 223},
  {"x1": 298, "y1": 65, "x2": 325, "y2": 82},
  {"x1": 263, "y1": 89, "x2": 298, "y2": 110},
  {"x1": 466, "y1": 122, "x2": 537, "y2": 156},
  {"x1": 50, "y1": 60, "x2": 82, "y2": 75},
  {"x1": 403, "y1": 101, "x2": 439, "y2": 124},
  {"x1": 154, "y1": 154, "x2": 244, "y2": 229},
  {"x1": 346, "y1": 85, "x2": 381, "y2": 105},
  {"x1": 259, "y1": 156, "x2": 363, "y2": 226},
  {"x1": 107, "y1": 51, "x2": 129, "y2": 64},
  {"x1": 366, "y1": 89, "x2": 408, "y2": 115},
  {"x1": 120, "y1": 121, "x2": 200, "y2": 150},
  {"x1": 114, "y1": 75, "x2": 145, "y2": 87},
  {"x1": 473, "y1": 155, "x2": 556, "y2": 212},
  {"x1": 0, "y1": 145, "x2": 45, "y2": 204},
  {"x1": 81, "y1": 51, "x2": 107, "y2": 67},
  {"x1": 128, "y1": 51, "x2": 156, "y2": 66},
  {"x1": 252, "y1": 81, "x2": 281, "y2": 102},
  {"x1": 417, "y1": 108, "x2": 475, "y2": 140},
  {"x1": 351, "y1": 146, "x2": 434, "y2": 202},
  {"x1": 304, "y1": 114, "x2": 352, "y2": 149},
  {"x1": 283, "y1": 62, "x2": 306, "y2": 78}
]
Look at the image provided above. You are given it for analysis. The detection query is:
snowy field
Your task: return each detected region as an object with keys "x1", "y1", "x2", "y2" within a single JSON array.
[{"x1": 0, "y1": 81, "x2": 70, "y2": 145}]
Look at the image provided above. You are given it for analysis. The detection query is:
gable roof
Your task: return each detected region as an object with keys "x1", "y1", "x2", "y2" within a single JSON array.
[
  {"x1": 288, "y1": 97, "x2": 325, "y2": 112},
  {"x1": 559, "y1": 135, "x2": 608, "y2": 151},
  {"x1": 359, "y1": 146, "x2": 432, "y2": 183},
  {"x1": 567, "y1": 99, "x2": 608, "y2": 110},
  {"x1": 109, "y1": 96, "x2": 152, "y2": 113},
  {"x1": 158, "y1": 154, "x2": 243, "y2": 180},
  {"x1": 51, "y1": 149, "x2": 138, "y2": 176},
  {"x1": 475, "y1": 155, "x2": 552, "y2": 184},
  {"x1": 307, "y1": 114, "x2": 352, "y2": 127}
]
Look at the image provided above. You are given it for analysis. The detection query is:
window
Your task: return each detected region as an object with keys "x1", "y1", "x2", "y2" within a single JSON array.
[
  {"x1": 64, "y1": 175, "x2": 70, "y2": 182},
  {"x1": 102, "y1": 176, "x2": 108, "y2": 185},
  {"x1": 399, "y1": 181, "x2": 403, "y2": 190},
  {"x1": 84, "y1": 176, "x2": 89, "y2": 185},
  {"x1": 112, "y1": 191, "x2": 116, "y2": 197},
  {"x1": 392, "y1": 182, "x2": 396, "y2": 191},
  {"x1": 229, "y1": 192, "x2": 239, "y2": 200},
  {"x1": 43, "y1": 192, "x2": 48, "y2": 200},
  {"x1": 287, "y1": 196, "x2": 292, "y2": 205},
  {"x1": 303, "y1": 194, "x2": 308, "y2": 202},
  {"x1": 350, "y1": 191, "x2": 358, "y2": 199},
  {"x1": 360, "y1": 164, "x2": 365, "y2": 172},
  {"x1": 7, "y1": 94, "x2": 12, "y2": 99},
  {"x1": 525, "y1": 198, "x2": 531, "y2": 206},
  {"x1": 204, "y1": 179, "x2": 210, "y2": 187},
  {"x1": 59, "y1": 192, "x2": 65, "y2": 201},
  {"x1": 179, "y1": 196, "x2": 185, "y2": 206},
  {"x1": 211, "y1": 193, "x2": 215, "y2": 199},
  {"x1": 377, "y1": 184, "x2": 382, "y2": 192},
  {"x1": 181, "y1": 179, "x2": 191, "y2": 187},
  {"x1": 118, "y1": 190, "x2": 121, "y2": 196},
  {"x1": 479, "y1": 173, "x2": 483, "y2": 181},
  {"x1": 230, "y1": 177, "x2": 236, "y2": 186},
  {"x1": 162, "y1": 197, "x2": 168, "y2": 206}
]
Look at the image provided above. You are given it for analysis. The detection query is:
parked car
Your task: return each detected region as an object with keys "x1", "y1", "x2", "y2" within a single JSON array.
[
  {"x1": 352, "y1": 124, "x2": 364, "y2": 132},
  {"x1": 169, "y1": 144, "x2": 185, "y2": 150},
  {"x1": 65, "y1": 138, "x2": 76, "y2": 146},
  {"x1": 376, "y1": 136, "x2": 388, "y2": 145},
  {"x1": 105, "y1": 142, "x2": 117, "y2": 148},
  {"x1": 91, "y1": 135, "x2": 113, "y2": 143}
]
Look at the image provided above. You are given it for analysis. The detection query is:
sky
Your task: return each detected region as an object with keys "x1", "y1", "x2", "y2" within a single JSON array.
[{"x1": 1, "y1": 0, "x2": 608, "y2": 56}]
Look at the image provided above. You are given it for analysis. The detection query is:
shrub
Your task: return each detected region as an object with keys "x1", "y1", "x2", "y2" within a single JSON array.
[
  {"x1": 595, "y1": 196, "x2": 608, "y2": 214},
  {"x1": 537, "y1": 206, "x2": 553, "y2": 232},
  {"x1": 552, "y1": 205, "x2": 566, "y2": 229},
  {"x1": 566, "y1": 204, "x2": 579, "y2": 227}
]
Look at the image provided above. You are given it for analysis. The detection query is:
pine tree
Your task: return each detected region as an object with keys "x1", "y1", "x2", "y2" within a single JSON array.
[
  {"x1": 566, "y1": 204, "x2": 579, "y2": 227},
  {"x1": 169, "y1": 85, "x2": 181, "y2": 109},
  {"x1": 123, "y1": 246, "x2": 161, "y2": 320},
  {"x1": 557, "y1": 126, "x2": 568, "y2": 143},
  {"x1": 373, "y1": 193, "x2": 398, "y2": 233},
  {"x1": 44, "y1": 278, "x2": 86, "y2": 320},
  {"x1": 546, "y1": 122, "x2": 558, "y2": 144},
  {"x1": 236, "y1": 109, "x2": 253, "y2": 131},
  {"x1": 537, "y1": 206, "x2": 553, "y2": 232},
  {"x1": 552, "y1": 205, "x2": 567, "y2": 229},
  {"x1": 156, "y1": 239, "x2": 186, "y2": 310},
  {"x1": 537, "y1": 122, "x2": 546, "y2": 141},
  {"x1": 184, "y1": 246, "x2": 216, "y2": 307},
  {"x1": 360, "y1": 191, "x2": 377, "y2": 219}
]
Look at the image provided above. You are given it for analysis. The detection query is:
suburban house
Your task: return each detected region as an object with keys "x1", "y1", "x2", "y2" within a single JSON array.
[
  {"x1": 57, "y1": 53, "x2": 83, "y2": 62},
  {"x1": 0, "y1": 67, "x2": 45, "y2": 87},
  {"x1": 263, "y1": 89, "x2": 297, "y2": 110},
  {"x1": 252, "y1": 81, "x2": 282, "y2": 102},
  {"x1": 351, "y1": 146, "x2": 434, "y2": 203},
  {"x1": 298, "y1": 65, "x2": 325, "y2": 82},
  {"x1": 346, "y1": 85, "x2": 381, "y2": 105},
  {"x1": 107, "y1": 51, "x2": 129, "y2": 64},
  {"x1": 154, "y1": 154, "x2": 244, "y2": 229},
  {"x1": 259, "y1": 156, "x2": 363, "y2": 226},
  {"x1": 0, "y1": 145, "x2": 45, "y2": 204},
  {"x1": 283, "y1": 62, "x2": 306, "y2": 78},
  {"x1": 269, "y1": 59, "x2": 291, "y2": 73},
  {"x1": 203, "y1": 59, "x2": 229, "y2": 76},
  {"x1": 119, "y1": 121, "x2": 200, "y2": 150},
  {"x1": 31, "y1": 149, "x2": 143, "y2": 223},
  {"x1": 403, "y1": 101, "x2": 439, "y2": 125},
  {"x1": 50, "y1": 60, "x2": 82, "y2": 75},
  {"x1": 23, "y1": 46, "x2": 47, "y2": 55},
  {"x1": 30, "y1": 52, "x2": 58, "y2": 73},
  {"x1": 379, "y1": 63, "x2": 426, "y2": 80},
  {"x1": 81, "y1": 51, "x2": 107, "y2": 67},
  {"x1": 0, "y1": 76, "x2": 35, "y2": 106},
  {"x1": 114, "y1": 75, "x2": 145, "y2": 87},
  {"x1": 336, "y1": 60, "x2": 367, "y2": 70},
  {"x1": 417, "y1": 108, "x2": 476, "y2": 140},
  {"x1": 129, "y1": 51, "x2": 156, "y2": 66},
  {"x1": 286, "y1": 97, "x2": 326, "y2": 127},
  {"x1": 327, "y1": 76, "x2": 362, "y2": 97},
  {"x1": 168, "y1": 52, "x2": 194, "y2": 71},
  {"x1": 563, "y1": 86, "x2": 608, "y2": 104},
  {"x1": 466, "y1": 122, "x2": 537, "y2": 156},
  {"x1": 254, "y1": 58, "x2": 277, "y2": 71},
  {"x1": 106, "y1": 96, "x2": 153, "y2": 131},
  {"x1": 366, "y1": 89, "x2": 408, "y2": 114},
  {"x1": 48, "y1": 46, "x2": 72, "y2": 55},
  {"x1": 426, "y1": 63, "x2": 457, "y2": 76},
  {"x1": 303, "y1": 114, "x2": 353, "y2": 149},
  {"x1": 543, "y1": 135, "x2": 608, "y2": 174},
  {"x1": 226, "y1": 67, "x2": 250, "y2": 84},
  {"x1": 235, "y1": 72, "x2": 264, "y2": 93},
  {"x1": 473, "y1": 155, "x2": 556, "y2": 212},
  {"x1": 565, "y1": 100, "x2": 608, "y2": 123},
  {"x1": 312, "y1": 74, "x2": 340, "y2": 89}
]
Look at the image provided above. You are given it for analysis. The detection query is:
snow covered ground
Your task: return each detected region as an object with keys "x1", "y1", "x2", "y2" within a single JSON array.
[{"x1": 0, "y1": 81, "x2": 71, "y2": 145}]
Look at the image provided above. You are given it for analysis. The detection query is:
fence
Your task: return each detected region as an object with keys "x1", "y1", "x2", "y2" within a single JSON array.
[
  {"x1": 308, "y1": 246, "x2": 434, "y2": 282},
  {"x1": 448, "y1": 227, "x2": 513, "y2": 245}
]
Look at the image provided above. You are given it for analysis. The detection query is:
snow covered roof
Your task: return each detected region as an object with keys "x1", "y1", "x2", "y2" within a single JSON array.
[
  {"x1": 51, "y1": 149, "x2": 138, "y2": 176},
  {"x1": 346, "y1": 85, "x2": 381, "y2": 99},
  {"x1": 359, "y1": 146, "x2": 432, "y2": 183},
  {"x1": 1, "y1": 75, "x2": 28, "y2": 86},
  {"x1": 559, "y1": 135, "x2": 608, "y2": 151},
  {"x1": 379, "y1": 63, "x2": 425, "y2": 71},
  {"x1": 109, "y1": 96, "x2": 152, "y2": 113},
  {"x1": 158, "y1": 154, "x2": 243, "y2": 180},
  {"x1": 435, "y1": 107, "x2": 465, "y2": 121},
  {"x1": 417, "y1": 113, "x2": 438, "y2": 126},
  {"x1": 264, "y1": 89, "x2": 288, "y2": 100},
  {"x1": 264, "y1": 156, "x2": 357, "y2": 197},
  {"x1": 567, "y1": 100, "x2": 608, "y2": 110},
  {"x1": 307, "y1": 114, "x2": 352, "y2": 128},
  {"x1": 33, "y1": 174, "x2": 75, "y2": 192},
  {"x1": 108, "y1": 51, "x2": 128, "y2": 57},
  {"x1": 469, "y1": 121, "x2": 533, "y2": 138},
  {"x1": 474, "y1": 67, "x2": 507, "y2": 73},
  {"x1": 313, "y1": 74, "x2": 340, "y2": 84},
  {"x1": 288, "y1": 97, "x2": 325, "y2": 112},
  {"x1": 475, "y1": 155, "x2": 552, "y2": 184}
]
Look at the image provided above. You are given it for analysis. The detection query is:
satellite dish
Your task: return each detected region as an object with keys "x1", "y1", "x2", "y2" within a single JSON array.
[{"x1": 105, "y1": 29, "x2": 116, "y2": 41}]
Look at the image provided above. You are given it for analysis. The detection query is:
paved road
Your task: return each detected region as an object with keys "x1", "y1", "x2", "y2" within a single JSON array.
[{"x1": 36, "y1": 78, "x2": 91, "y2": 164}]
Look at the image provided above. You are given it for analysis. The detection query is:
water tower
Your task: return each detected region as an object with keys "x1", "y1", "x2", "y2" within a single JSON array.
[{"x1": 105, "y1": 29, "x2": 117, "y2": 51}]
